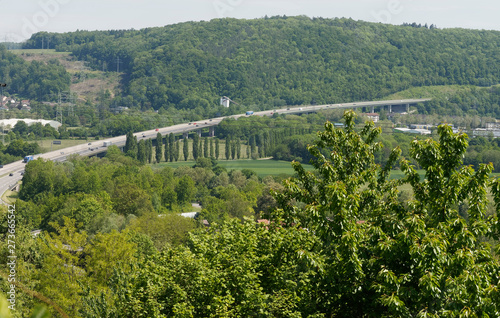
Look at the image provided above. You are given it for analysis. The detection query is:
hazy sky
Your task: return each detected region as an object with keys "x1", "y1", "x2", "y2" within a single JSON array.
[{"x1": 1, "y1": 0, "x2": 499, "y2": 42}]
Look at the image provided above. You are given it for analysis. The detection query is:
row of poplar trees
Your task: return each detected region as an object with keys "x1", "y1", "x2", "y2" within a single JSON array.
[{"x1": 123, "y1": 131, "x2": 273, "y2": 163}]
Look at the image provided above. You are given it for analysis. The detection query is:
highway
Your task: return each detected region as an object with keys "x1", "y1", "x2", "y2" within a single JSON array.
[{"x1": 0, "y1": 98, "x2": 430, "y2": 204}]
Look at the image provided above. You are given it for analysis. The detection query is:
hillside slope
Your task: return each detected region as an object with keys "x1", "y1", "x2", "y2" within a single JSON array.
[{"x1": 23, "y1": 16, "x2": 500, "y2": 114}]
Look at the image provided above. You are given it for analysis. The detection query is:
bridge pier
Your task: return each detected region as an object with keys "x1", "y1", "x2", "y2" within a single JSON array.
[
  {"x1": 197, "y1": 129, "x2": 202, "y2": 137},
  {"x1": 209, "y1": 126, "x2": 215, "y2": 137},
  {"x1": 371, "y1": 106, "x2": 374, "y2": 113},
  {"x1": 183, "y1": 132, "x2": 188, "y2": 139},
  {"x1": 388, "y1": 105, "x2": 392, "y2": 113},
  {"x1": 406, "y1": 104, "x2": 409, "y2": 113}
]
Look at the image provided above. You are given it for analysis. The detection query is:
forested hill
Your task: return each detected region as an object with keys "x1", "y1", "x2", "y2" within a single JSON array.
[{"x1": 24, "y1": 16, "x2": 500, "y2": 111}]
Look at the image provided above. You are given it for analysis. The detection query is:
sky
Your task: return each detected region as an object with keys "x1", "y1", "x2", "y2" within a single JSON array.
[{"x1": 1, "y1": 0, "x2": 499, "y2": 42}]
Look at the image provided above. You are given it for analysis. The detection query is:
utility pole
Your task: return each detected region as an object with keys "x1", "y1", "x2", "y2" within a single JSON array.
[{"x1": 0, "y1": 83, "x2": 6, "y2": 145}]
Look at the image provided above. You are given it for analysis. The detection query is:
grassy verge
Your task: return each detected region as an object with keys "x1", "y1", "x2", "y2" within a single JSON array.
[{"x1": 2, "y1": 188, "x2": 18, "y2": 205}]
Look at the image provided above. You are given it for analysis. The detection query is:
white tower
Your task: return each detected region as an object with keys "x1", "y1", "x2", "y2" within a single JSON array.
[{"x1": 220, "y1": 96, "x2": 231, "y2": 108}]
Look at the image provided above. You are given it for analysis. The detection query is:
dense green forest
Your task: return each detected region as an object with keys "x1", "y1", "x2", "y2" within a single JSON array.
[
  {"x1": 0, "y1": 46, "x2": 70, "y2": 100},
  {"x1": 21, "y1": 16, "x2": 500, "y2": 116}
]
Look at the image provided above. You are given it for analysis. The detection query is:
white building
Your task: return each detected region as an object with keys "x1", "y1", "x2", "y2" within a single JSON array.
[
  {"x1": 220, "y1": 96, "x2": 231, "y2": 108},
  {"x1": 472, "y1": 128, "x2": 500, "y2": 138},
  {"x1": 394, "y1": 127, "x2": 432, "y2": 135},
  {"x1": 364, "y1": 113, "x2": 379, "y2": 123},
  {"x1": 0, "y1": 118, "x2": 62, "y2": 130}
]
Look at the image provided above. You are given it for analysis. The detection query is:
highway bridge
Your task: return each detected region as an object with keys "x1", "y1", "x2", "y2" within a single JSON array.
[{"x1": 0, "y1": 98, "x2": 430, "y2": 204}]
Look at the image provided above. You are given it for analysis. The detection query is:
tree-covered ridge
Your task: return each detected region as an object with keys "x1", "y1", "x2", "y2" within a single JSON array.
[
  {"x1": 24, "y1": 16, "x2": 500, "y2": 111},
  {"x1": 0, "y1": 46, "x2": 70, "y2": 100}
]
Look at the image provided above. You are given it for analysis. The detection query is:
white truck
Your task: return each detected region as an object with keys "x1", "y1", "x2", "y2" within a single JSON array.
[{"x1": 103, "y1": 141, "x2": 112, "y2": 147}]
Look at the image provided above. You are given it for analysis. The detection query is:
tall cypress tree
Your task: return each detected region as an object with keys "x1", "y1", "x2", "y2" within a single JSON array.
[
  {"x1": 193, "y1": 133, "x2": 200, "y2": 160},
  {"x1": 164, "y1": 136, "x2": 170, "y2": 162},
  {"x1": 215, "y1": 138, "x2": 220, "y2": 160},
  {"x1": 183, "y1": 137, "x2": 189, "y2": 161},
  {"x1": 175, "y1": 140, "x2": 180, "y2": 161},
  {"x1": 231, "y1": 139, "x2": 236, "y2": 160},
  {"x1": 124, "y1": 131, "x2": 137, "y2": 158},
  {"x1": 169, "y1": 133, "x2": 175, "y2": 162},
  {"x1": 210, "y1": 138, "x2": 214, "y2": 158},
  {"x1": 225, "y1": 136, "x2": 231, "y2": 160},
  {"x1": 250, "y1": 135, "x2": 256, "y2": 159},
  {"x1": 137, "y1": 139, "x2": 147, "y2": 164},
  {"x1": 155, "y1": 133, "x2": 163, "y2": 163},
  {"x1": 146, "y1": 139, "x2": 153, "y2": 163},
  {"x1": 204, "y1": 137, "x2": 209, "y2": 158},
  {"x1": 246, "y1": 139, "x2": 250, "y2": 158},
  {"x1": 236, "y1": 139, "x2": 241, "y2": 159}
]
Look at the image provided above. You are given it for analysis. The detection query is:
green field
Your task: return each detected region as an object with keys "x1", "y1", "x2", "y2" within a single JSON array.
[
  {"x1": 36, "y1": 139, "x2": 89, "y2": 152},
  {"x1": 153, "y1": 159, "x2": 313, "y2": 177},
  {"x1": 152, "y1": 159, "x2": 431, "y2": 179}
]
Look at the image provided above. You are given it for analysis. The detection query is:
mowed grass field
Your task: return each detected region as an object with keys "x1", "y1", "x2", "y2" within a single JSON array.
[
  {"x1": 36, "y1": 139, "x2": 90, "y2": 152},
  {"x1": 153, "y1": 159, "x2": 314, "y2": 178}
]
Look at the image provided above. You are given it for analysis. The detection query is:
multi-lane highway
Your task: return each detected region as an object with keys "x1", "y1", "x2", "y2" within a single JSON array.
[{"x1": 0, "y1": 98, "x2": 430, "y2": 203}]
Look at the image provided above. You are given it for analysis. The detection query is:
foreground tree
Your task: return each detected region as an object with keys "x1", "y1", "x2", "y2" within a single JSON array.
[
  {"x1": 273, "y1": 110, "x2": 500, "y2": 316},
  {"x1": 80, "y1": 111, "x2": 500, "y2": 317}
]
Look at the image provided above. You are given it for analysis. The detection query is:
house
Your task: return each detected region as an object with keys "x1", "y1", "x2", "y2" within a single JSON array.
[
  {"x1": 472, "y1": 128, "x2": 500, "y2": 138},
  {"x1": 485, "y1": 121, "x2": 500, "y2": 130},
  {"x1": 409, "y1": 124, "x2": 433, "y2": 130},
  {"x1": 19, "y1": 104, "x2": 31, "y2": 111},
  {"x1": 364, "y1": 113, "x2": 379, "y2": 123}
]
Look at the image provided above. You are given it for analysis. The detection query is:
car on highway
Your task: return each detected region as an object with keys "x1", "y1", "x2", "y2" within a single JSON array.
[
  {"x1": 0, "y1": 165, "x2": 3, "y2": 168},
  {"x1": 155, "y1": 128, "x2": 159, "y2": 131},
  {"x1": 88, "y1": 142, "x2": 92, "y2": 145},
  {"x1": 9, "y1": 173, "x2": 13, "y2": 176},
  {"x1": 299, "y1": 108, "x2": 303, "y2": 110}
]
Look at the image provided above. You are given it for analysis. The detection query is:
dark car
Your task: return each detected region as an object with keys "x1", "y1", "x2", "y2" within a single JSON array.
[
  {"x1": 9, "y1": 173, "x2": 13, "y2": 176},
  {"x1": 0, "y1": 165, "x2": 3, "y2": 168}
]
